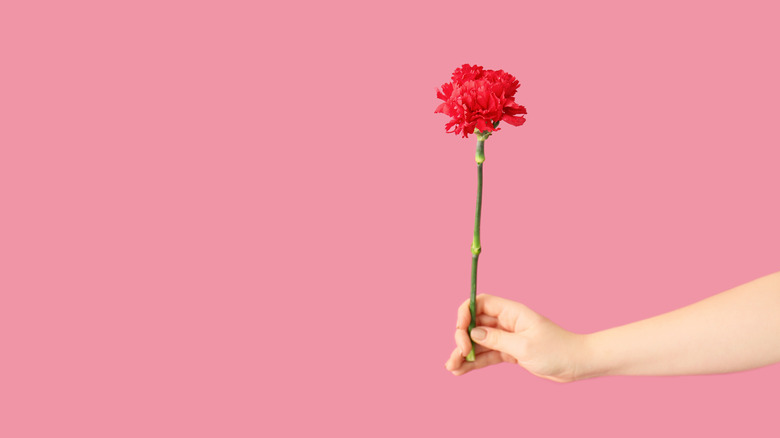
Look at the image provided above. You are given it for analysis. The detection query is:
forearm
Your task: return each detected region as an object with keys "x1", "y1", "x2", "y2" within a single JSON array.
[{"x1": 578, "y1": 270, "x2": 780, "y2": 379}]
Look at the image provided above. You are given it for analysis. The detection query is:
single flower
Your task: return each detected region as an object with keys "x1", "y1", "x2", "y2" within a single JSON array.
[
  {"x1": 434, "y1": 63, "x2": 527, "y2": 138},
  {"x1": 434, "y1": 64, "x2": 528, "y2": 361}
]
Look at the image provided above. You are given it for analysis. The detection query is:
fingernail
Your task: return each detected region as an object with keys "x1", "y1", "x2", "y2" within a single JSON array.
[{"x1": 471, "y1": 327, "x2": 487, "y2": 341}]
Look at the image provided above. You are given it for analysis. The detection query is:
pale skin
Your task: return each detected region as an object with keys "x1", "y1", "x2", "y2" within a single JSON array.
[{"x1": 445, "y1": 270, "x2": 780, "y2": 382}]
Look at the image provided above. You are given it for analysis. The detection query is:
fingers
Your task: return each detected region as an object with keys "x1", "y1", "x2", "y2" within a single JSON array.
[
  {"x1": 444, "y1": 345, "x2": 493, "y2": 372},
  {"x1": 455, "y1": 329, "x2": 471, "y2": 357},
  {"x1": 456, "y1": 315, "x2": 498, "y2": 357},
  {"x1": 445, "y1": 347, "x2": 464, "y2": 371},
  {"x1": 457, "y1": 298, "x2": 499, "y2": 330},
  {"x1": 448, "y1": 350, "x2": 505, "y2": 376},
  {"x1": 476, "y1": 314, "x2": 498, "y2": 327},
  {"x1": 449, "y1": 294, "x2": 536, "y2": 375},
  {"x1": 475, "y1": 293, "x2": 537, "y2": 332},
  {"x1": 470, "y1": 326, "x2": 521, "y2": 358},
  {"x1": 456, "y1": 298, "x2": 471, "y2": 330}
]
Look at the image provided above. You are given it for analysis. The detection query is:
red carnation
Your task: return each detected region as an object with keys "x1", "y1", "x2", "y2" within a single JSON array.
[
  {"x1": 433, "y1": 64, "x2": 528, "y2": 361},
  {"x1": 434, "y1": 63, "x2": 527, "y2": 138}
]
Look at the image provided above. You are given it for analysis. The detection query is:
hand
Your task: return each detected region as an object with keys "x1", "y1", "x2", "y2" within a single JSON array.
[{"x1": 444, "y1": 293, "x2": 586, "y2": 383}]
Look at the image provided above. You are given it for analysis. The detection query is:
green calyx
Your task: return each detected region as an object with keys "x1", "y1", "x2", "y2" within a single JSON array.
[
  {"x1": 474, "y1": 120, "x2": 500, "y2": 143},
  {"x1": 474, "y1": 130, "x2": 491, "y2": 142}
]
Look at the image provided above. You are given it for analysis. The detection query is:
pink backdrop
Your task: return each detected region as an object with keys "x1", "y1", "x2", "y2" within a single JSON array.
[{"x1": 2, "y1": 0, "x2": 779, "y2": 436}]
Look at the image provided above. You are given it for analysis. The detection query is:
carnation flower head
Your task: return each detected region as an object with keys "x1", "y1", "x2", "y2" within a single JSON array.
[{"x1": 434, "y1": 64, "x2": 527, "y2": 138}]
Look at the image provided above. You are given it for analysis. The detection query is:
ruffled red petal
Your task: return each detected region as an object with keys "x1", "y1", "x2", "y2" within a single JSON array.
[
  {"x1": 475, "y1": 118, "x2": 491, "y2": 132},
  {"x1": 501, "y1": 114, "x2": 526, "y2": 126}
]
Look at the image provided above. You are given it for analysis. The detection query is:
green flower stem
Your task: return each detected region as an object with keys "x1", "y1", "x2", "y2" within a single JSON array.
[{"x1": 466, "y1": 132, "x2": 488, "y2": 362}]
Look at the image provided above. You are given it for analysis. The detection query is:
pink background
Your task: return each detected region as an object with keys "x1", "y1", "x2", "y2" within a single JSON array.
[{"x1": 2, "y1": 0, "x2": 779, "y2": 436}]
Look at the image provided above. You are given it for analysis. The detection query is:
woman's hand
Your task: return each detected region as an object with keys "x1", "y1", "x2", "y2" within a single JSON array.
[{"x1": 445, "y1": 293, "x2": 586, "y2": 383}]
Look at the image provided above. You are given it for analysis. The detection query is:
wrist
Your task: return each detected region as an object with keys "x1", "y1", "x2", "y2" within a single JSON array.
[{"x1": 572, "y1": 332, "x2": 612, "y2": 381}]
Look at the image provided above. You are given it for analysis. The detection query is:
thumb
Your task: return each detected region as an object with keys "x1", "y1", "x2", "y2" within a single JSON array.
[{"x1": 470, "y1": 326, "x2": 515, "y2": 355}]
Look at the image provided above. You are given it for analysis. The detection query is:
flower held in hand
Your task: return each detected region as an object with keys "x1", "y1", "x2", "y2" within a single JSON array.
[{"x1": 434, "y1": 64, "x2": 527, "y2": 361}]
